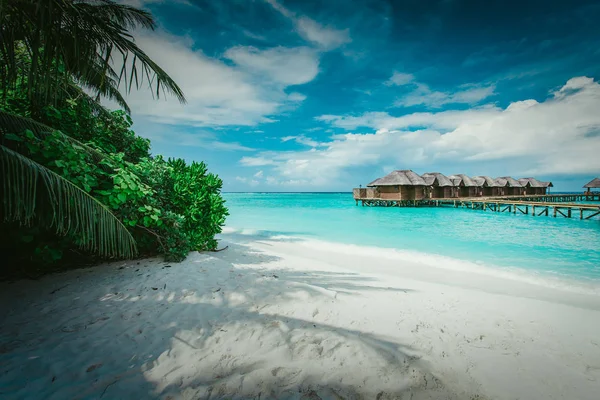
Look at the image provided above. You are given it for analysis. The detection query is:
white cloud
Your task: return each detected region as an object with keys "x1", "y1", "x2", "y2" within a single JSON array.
[
  {"x1": 244, "y1": 77, "x2": 600, "y2": 186},
  {"x1": 224, "y1": 46, "x2": 319, "y2": 85},
  {"x1": 239, "y1": 156, "x2": 276, "y2": 167},
  {"x1": 384, "y1": 71, "x2": 495, "y2": 108},
  {"x1": 108, "y1": 30, "x2": 318, "y2": 127},
  {"x1": 385, "y1": 72, "x2": 414, "y2": 86},
  {"x1": 235, "y1": 176, "x2": 260, "y2": 186},
  {"x1": 281, "y1": 135, "x2": 323, "y2": 147},
  {"x1": 254, "y1": 170, "x2": 264, "y2": 178},
  {"x1": 287, "y1": 92, "x2": 307, "y2": 102},
  {"x1": 396, "y1": 82, "x2": 496, "y2": 108},
  {"x1": 264, "y1": 0, "x2": 351, "y2": 50},
  {"x1": 143, "y1": 128, "x2": 254, "y2": 152}
]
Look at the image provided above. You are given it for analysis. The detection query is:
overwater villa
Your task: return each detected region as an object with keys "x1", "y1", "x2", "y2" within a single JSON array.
[
  {"x1": 584, "y1": 178, "x2": 600, "y2": 194},
  {"x1": 518, "y1": 178, "x2": 554, "y2": 195},
  {"x1": 362, "y1": 170, "x2": 428, "y2": 200},
  {"x1": 448, "y1": 174, "x2": 479, "y2": 197},
  {"x1": 354, "y1": 170, "x2": 553, "y2": 201},
  {"x1": 472, "y1": 176, "x2": 502, "y2": 197},
  {"x1": 495, "y1": 176, "x2": 525, "y2": 196},
  {"x1": 422, "y1": 172, "x2": 455, "y2": 198}
]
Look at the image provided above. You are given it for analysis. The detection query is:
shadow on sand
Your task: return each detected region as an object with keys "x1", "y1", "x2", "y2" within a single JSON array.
[{"x1": 0, "y1": 233, "x2": 479, "y2": 400}]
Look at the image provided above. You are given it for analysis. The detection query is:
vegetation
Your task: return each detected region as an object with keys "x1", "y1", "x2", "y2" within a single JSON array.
[{"x1": 0, "y1": 0, "x2": 228, "y2": 277}]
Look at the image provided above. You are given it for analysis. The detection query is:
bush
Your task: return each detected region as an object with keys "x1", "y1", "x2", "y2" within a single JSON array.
[{"x1": 0, "y1": 99, "x2": 228, "y2": 275}]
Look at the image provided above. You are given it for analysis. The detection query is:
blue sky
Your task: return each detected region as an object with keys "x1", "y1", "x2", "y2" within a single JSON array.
[{"x1": 117, "y1": 0, "x2": 600, "y2": 191}]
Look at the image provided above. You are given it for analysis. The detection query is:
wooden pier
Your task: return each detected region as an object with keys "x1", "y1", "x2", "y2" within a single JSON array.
[{"x1": 354, "y1": 193, "x2": 600, "y2": 220}]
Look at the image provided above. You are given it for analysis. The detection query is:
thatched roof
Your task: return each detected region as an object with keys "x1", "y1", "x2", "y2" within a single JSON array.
[
  {"x1": 421, "y1": 172, "x2": 454, "y2": 187},
  {"x1": 367, "y1": 170, "x2": 427, "y2": 187},
  {"x1": 518, "y1": 177, "x2": 544, "y2": 188},
  {"x1": 495, "y1": 176, "x2": 522, "y2": 187},
  {"x1": 448, "y1": 174, "x2": 478, "y2": 187},
  {"x1": 540, "y1": 181, "x2": 554, "y2": 188},
  {"x1": 472, "y1": 175, "x2": 500, "y2": 187},
  {"x1": 583, "y1": 177, "x2": 600, "y2": 188}
]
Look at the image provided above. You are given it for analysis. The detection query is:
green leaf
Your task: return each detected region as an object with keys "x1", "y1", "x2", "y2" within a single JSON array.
[
  {"x1": 0, "y1": 145, "x2": 137, "y2": 258},
  {"x1": 4, "y1": 133, "x2": 23, "y2": 142}
]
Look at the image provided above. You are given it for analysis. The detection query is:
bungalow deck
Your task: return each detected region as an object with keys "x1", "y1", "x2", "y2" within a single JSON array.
[{"x1": 352, "y1": 193, "x2": 600, "y2": 220}]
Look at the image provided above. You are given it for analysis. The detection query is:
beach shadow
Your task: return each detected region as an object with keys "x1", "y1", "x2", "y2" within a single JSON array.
[{"x1": 0, "y1": 242, "x2": 472, "y2": 400}]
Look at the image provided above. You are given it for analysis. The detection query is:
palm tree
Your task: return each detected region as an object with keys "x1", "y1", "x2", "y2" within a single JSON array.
[
  {"x1": 0, "y1": 0, "x2": 185, "y2": 112},
  {"x1": 0, "y1": 0, "x2": 185, "y2": 259}
]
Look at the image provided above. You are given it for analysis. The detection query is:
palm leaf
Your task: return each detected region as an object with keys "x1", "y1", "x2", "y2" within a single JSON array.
[
  {"x1": 0, "y1": 0, "x2": 186, "y2": 109},
  {"x1": 0, "y1": 110, "x2": 107, "y2": 163},
  {"x1": 0, "y1": 145, "x2": 137, "y2": 258}
]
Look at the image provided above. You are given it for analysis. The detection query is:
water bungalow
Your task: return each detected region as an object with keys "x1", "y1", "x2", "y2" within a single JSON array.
[
  {"x1": 448, "y1": 174, "x2": 479, "y2": 197},
  {"x1": 365, "y1": 169, "x2": 428, "y2": 200},
  {"x1": 495, "y1": 177, "x2": 524, "y2": 196},
  {"x1": 473, "y1": 176, "x2": 501, "y2": 197},
  {"x1": 353, "y1": 173, "x2": 600, "y2": 217},
  {"x1": 584, "y1": 178, "x2": 600, "y2": 194},
  {"x1": 540, "y1": 181, "x2": 554, "y2": 193},
  {"x1": 518, "y1": 178, "x2": 552, "y2": 195},
  {"x1": 422, "y1": 172, "x2": 455, "y2": 198}
]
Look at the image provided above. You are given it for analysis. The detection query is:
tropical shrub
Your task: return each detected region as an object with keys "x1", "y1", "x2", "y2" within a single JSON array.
[{"x1": 0, "y1": 102, "x2": 228, "y2": 275}]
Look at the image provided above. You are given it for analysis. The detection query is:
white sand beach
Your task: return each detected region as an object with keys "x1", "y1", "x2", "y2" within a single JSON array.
[{"x1": 1, "y1": 230, "x2": 600, "y2": 400}]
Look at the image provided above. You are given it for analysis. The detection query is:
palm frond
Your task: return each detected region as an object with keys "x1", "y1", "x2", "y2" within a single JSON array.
[
  {"x1": 0, "y1": 110, "x2": 107, "y2": 163},
  {"x1": 78, "y1": 0, "x2": 156, "y2": 30},
  {"x1": 0, "y1": 0, "x2": 186, "y2": 109},
  {"x1": 0, "y1": 145, "x2": 137, "y2": 258}
]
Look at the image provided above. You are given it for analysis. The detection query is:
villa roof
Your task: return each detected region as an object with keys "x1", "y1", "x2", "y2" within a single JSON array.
[
  {"x1": 583, "y1": 177, "x2": 600, "y2": 188},
  {"x1": 367, "y1": 170, "x2": 427, "y2": 187},
  {"x1": 518, "y1": 177, "x2": 545, "y2": 188},
  {"x1": 472, "y1": 175, "x2": 500, "y2": 187},
  {"x1": 540, "y1": 181, "x2": 554, "y2": 188},
  {"x1": 421, "y1": 172, "x2": 454, "y2": 187},
  {"x1": 495, "y1": 176, "x2": 523, "y2": 187},
  {"x1": 448, "y1": 174, "x2": 478, "y2": 187}
]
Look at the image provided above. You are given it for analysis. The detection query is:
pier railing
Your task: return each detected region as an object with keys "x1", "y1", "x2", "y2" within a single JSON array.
[
  {"x1": 352, "y1": 190, "x2": 600, "y2": 203},
  {"x1": 351, "y1": 190, "x2": 600, "y2": 220}
]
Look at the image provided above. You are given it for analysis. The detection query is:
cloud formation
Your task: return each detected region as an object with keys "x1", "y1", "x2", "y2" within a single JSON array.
[
  {"x1": 111, "y1": 31, "x2": 317, "y2": 127},
  {"x1": 224, "y1": 46, "x2": 319, "y2": 85},
  {"x1": 384, "y1": 71, "x2": 495, "y2": 108},
  {"x1": 242, "y1": 77, "x2": 600, "y2": 186},
  {"x1": 264, "y1": 0, "x2": 351, "y2": 50}
]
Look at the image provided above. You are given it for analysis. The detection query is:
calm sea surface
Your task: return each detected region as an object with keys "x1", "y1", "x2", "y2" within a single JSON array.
[{"x1": 223, "y1": 192, "x2": 600, "y2": 283}]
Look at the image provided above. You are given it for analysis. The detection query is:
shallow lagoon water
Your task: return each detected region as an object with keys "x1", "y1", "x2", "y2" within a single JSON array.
[{"x1": 224, "y1": 192, "x2": 600, "y2": 284}]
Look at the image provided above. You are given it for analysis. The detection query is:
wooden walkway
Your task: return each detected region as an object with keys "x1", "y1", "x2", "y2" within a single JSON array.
[{"x1": 354, "y1": 194, "x2": 600, "y2": 220}]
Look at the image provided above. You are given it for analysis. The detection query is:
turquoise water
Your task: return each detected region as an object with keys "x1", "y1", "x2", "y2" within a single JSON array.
[{"x1": 223, "y1": 193, "x2": 600, "y2": 283}]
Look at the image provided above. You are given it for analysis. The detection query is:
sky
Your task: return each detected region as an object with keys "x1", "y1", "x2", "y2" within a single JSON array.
[{"x1": 115, "y1": 0, "x2": 600, "y2": 192}]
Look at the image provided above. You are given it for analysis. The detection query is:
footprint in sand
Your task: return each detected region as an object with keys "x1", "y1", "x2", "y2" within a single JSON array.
[{"x1": 271, "y1": 367, "x2": 302, "y2": 387}]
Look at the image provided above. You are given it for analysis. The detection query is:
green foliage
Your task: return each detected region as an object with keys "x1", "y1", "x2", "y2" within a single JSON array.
[
  {"x1": 1, "y1": 105, "x2": 228, "y2": 274},
  {"x1": 0, "y1": 1, "x2": 225, "y2": 278}
]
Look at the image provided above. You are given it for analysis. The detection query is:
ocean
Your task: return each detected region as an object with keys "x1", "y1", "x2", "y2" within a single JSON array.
[{"x1": 223, "y1": 192, "x2": 600, "y2": 288}]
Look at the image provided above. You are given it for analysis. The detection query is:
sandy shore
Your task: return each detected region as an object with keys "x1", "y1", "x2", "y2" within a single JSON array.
[{"x1": 1, "y1": 230, "x2": 600, "y2": 400}]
